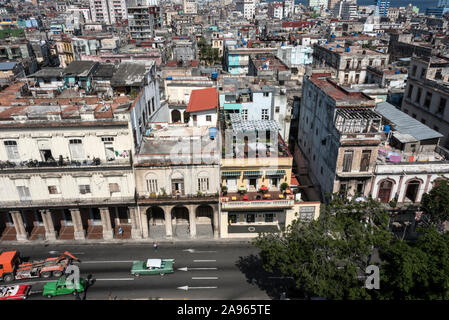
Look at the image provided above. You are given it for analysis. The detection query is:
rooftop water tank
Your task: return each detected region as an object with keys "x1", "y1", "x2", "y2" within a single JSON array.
[
  {"x1": 166, "y1": 76, "x2": 172, "y2": 80},
  {"x1": 209, "y1": 127, "x2": 218, "y2": 140},
  {"x1": 395, "y1": 70, "x2": 400, "y2": 74},
  {"x1": 337, "y1": 44, "x2": 340, "y2": 48},
  {"x1": 211, "y1": 72, "x2": 218, "y2": 79},
  {"x1": 384, "y1": 125, "x2": 390, "y2": 133},
  {"x1": 329, "y1": 47, "x2": 333, "y2": 51}
]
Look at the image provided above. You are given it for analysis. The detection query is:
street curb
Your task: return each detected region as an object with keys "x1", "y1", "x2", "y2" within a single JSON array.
[{"x1": 0, "y1": 238, "x2": 256, "y2": 246}]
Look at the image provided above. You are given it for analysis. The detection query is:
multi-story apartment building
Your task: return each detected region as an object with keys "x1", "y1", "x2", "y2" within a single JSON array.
[
  {"x1": 267, "y1": 2, "x2": 283, "y2": 20},
  {"x1": 297, "y1": 73, "x2": 383, "y2": 200},
  {"x1": 55, "y1": 36, "x2": 74, "y2": 68},
  {"x1": 236, "y1": 0, "x2": 256, "y2": 20},
  {"x1": 313, "y1": 44, "x2": 389, "y2": 85},
  {"x1": 308, "y1": 0, "x2": 328, "y2": 9},
  {"x1": 89, "y1": 0, "x2": 127, "y2": 25},
  {"x1": 401, "y1": 55, "x2": 449, "y2": 149},
  {"x1": 375, "y1": 0, "x2": 389, "y2": 16},
  {"x1": 218, "y1": 79, "x2": 291, "y2": 141},
  {"x1": 128, "y1": 0, "x2": 161, "y2": 41},
  {"x1": 332, "y1": 0, "x2": 358, "y2": 19},
  {"x1": 182, "y1": 0, "x2": 197, "y2": 14},
  {"x1": 220, "y1": 113, "x2": 320, "y2": 238},
  {"x1": 223, "y1": 46, "x2": 277, "y2": 75},
  {"x1": 0, "y1": 61, "x2": 160, "y2": 242},
  {"x1": 283, "y1": 0, "x2": 294, "y2": 18},
  {"x1": 134, "y1": 88, "x2": 220, "y2": 239},
  {"x1": 277, "y1": 45, "x2": 314, "y2": 68},
  {"x1": 372, "y1": 102, "x2": 449, "y2": 204}
]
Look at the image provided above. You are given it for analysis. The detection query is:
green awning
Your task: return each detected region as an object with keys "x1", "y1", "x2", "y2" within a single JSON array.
[
  {"x1": 244, "y1": 171, "x2": 262, "y2": 176},
  {"x1": 222, "y1": 171, "x2": 241, "y2": 177},
  {"x1": 265, "y1": 170, "x2": 286, "y2": 176},
  {"x1": 223, "y1": 103, "x2": 242, "y2": 111}
]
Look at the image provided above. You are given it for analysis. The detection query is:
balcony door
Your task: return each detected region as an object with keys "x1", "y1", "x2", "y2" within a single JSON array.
[{"x1": 172, "y1": 179, "x2": 184, "y2": 195}]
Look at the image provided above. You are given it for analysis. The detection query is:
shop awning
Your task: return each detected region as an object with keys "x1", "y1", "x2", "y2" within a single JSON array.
[
  {"x1": 222, "y1": 171, "x2": 241, "y2": 177},
  {"x1": 265, "y1": 169, "x2": 286, "y2": 176},
  {"x1": 243, "y1": 170, "x2": 262, "y2": 176}
]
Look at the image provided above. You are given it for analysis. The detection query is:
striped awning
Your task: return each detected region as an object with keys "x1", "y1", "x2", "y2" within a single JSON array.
[
  {"x1": 265, "y1": 169, "x2": 286, "y2": 176},
  {"x1": 222, "y1": 171, "x2": 241, "y2": 177},
  {"x1": 243, "y1": 170, "x2": 262, "y2": 176}
]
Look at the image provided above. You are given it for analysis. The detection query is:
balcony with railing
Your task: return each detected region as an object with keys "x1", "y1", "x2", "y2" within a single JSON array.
[
  {"x1": 221, "y1": 188, "x2": 295, "y2": 209},
  {"x1": 0, "y1": 156, "x2": 132, "y2": 172}
]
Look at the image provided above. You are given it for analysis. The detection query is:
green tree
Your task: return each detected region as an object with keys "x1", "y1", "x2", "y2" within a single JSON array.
[
  {"x1": 420, "y1": 179, "x2": 449, "y2": 226},
  {"x1": 253, "y1": 196, "x2": 391, "y2": 299},
  {"x1": 376, "y1": 227, "x2": 449, "y2": 300}
]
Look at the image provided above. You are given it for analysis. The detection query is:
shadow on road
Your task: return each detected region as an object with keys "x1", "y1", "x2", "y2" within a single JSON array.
[{"x1": 236, "y1": 254, "x2": 297, "y2": 300}]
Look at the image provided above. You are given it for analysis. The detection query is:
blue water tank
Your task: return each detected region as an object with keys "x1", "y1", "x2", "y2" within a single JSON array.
[
  {"x1": 395, "y1": 70, "x2": 400, "y2": 74},
  {"x1": 211, "y1": 72, "x2": 218, "y2": 79},
  {"x1": 384, "y1": 125, "x2": 390, "y2": 133},
  {"x1": 166, "y1": 76, "x2": 172, "y2": 80},
  {"x1": 330, "y1": 47, "x2": 333, "y2": 51},
  {"x1": 209, "y1": 127, "x2": 218, "y2": 139},
  {"x1": 337, "y1": 44, "x2": 340, "y2": 48},
  {"x1": 331, "y1": 34, "x2": 335, "y2": 38}
]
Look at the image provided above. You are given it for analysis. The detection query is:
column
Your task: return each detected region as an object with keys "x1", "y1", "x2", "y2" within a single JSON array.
[
  {"x1": 140, "y1": 207, "x2": 149, "y2": 238},
  {"x1": 10, "y1": 211, "x2": 27, "y2": 241},
  {"x1": 99, "y1": 207, "x2": 113, "y2": 240},
  {"x1": 188, "y1": 205, "x2": 197, "y2": 238},
  {"x1": 163, "y1": 206, "x2": 173, "y2": 238},
  {"x1": 130, "y1": 207, "x2": 142, "y2": 239},
  {"x1": 213, "y1": 204, "x2": 219, "y2": 238},
  {"x1": 40, "y1": 209, "x2": 57, "y2": 241},
  {"x1": 70, "y1": 208, "x2": 85, "y2": 240}
]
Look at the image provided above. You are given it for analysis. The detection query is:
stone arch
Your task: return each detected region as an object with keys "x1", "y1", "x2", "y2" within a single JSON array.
[
  {"x1": 147, "y1": 206, "x2": 165, "y2": 226},
  {"x1": 171, "y1": 206, "x2": 189, "y2": 225},
  {"x1": 377, "y1": 178, "x2": 395, "y2": 203},
  {"x1": 196, "y1": 205, "x2": 213, "y2": 225},
  {"x1": 171, "y1": 109, "x2": 181, "y2": 123},
  {"x1": 403, "y1": 178, "x2": 424, "y2": 203}
]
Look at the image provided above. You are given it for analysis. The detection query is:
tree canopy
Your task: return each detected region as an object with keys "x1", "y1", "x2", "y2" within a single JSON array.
[
  {"x1": 420, "y1": 179, "x2": 449, "y2": 226},
  {"x1": 253, "y1": 188, "x2": 449, "y2": 300},
  {"x1": 253, "y1": 197, "x2": 391, "y2": 299}
]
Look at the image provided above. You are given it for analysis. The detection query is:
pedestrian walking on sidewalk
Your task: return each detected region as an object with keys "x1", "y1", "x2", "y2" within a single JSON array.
[{"x1": 153, "y1": 242, "x2": 158, "y2": 252}]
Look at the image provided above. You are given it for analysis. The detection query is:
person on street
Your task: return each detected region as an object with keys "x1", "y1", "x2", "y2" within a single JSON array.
[{"x1": 153, "y1": 242, "x2": 158, "y2": 252}]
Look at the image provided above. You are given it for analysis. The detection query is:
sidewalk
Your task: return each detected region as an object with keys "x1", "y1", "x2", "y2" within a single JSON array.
[{"x1": 0, "y1": 237, "x2": 255, "y2": 246}]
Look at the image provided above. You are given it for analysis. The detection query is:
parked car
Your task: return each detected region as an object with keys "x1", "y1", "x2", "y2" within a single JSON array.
[
  {"x1": 43, "y1": 276, "x2": 86, "y2": 298},
  {"x1": 0, "y1": 284, "x2": 31, "y2": 300},
  {"x1": 131, "y1": 258, "x2": 174, "y2": 276}
]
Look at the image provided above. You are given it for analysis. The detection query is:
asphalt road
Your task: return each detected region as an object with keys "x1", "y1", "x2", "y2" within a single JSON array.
[{"x1": 0, "y1": 242, "x2": 284, "y2": 300}]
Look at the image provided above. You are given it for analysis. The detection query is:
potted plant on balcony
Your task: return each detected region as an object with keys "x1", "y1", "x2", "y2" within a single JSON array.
[
  {"x1": 221, "y1": 185, "x2": 228, "y2": 195},
  {"x1": 260, "y1": 186, "x2": 268, "y2": 193},
  {"x1": 238, "y1": 186, "x2": 246, "y2": 195},
  {"x1": 280, "y1": 182, "x2": 289, "y2": 192}
]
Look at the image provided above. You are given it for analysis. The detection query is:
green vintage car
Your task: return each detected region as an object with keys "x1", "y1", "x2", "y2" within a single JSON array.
[
  {"x1": 131, "y1": 258, "x2": 174, "y2": 276},
  {"x1": 43, "y1": 276, "x2": 86, "y2": 298}
]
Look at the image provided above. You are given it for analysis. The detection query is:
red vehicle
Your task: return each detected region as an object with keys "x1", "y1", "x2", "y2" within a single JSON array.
[
  {"x1": 0, "y1": 251, "x2": 79, "y2": 282},
  {"x1": 0, "y1": 285, "x2": 31, "y2": 300}
]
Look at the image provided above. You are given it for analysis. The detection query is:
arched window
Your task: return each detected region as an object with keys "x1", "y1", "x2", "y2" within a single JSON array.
[
  {"x1": 405, "y1": 179, "x2": 421, "y2": 203},
  {"x1": 377, "y1": 179, "x2": 393, "y2": 203},
  {"x1": 146, "y1": 173, "x2": 158, "y2": 194}
]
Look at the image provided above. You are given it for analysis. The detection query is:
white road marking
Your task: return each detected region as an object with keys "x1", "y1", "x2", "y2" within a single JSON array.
[
  {"x1": 193, "y1": 260, "x2": 216, "y2": 262},
  {"x1": 183, "y1": 249, "x2": 217, "y2": 253},
  {"x1": 191, "y1": 277, "x2": 218, "y2": 280},
  {"x1": 95, "y1": 278, "x2": 134, "y2": 281},
  {"x1": 177, "y1": 286, "x2": 218, "y2": 291},
  {"x1": 82, "y1": 260, "x2": 135, "y2": 264},
  {"x1": 178, "y1": 267, "x2": 218, "y2": 271},
  {"x1": 29, "y1": 290, "x2": 43, "y2": 294}
]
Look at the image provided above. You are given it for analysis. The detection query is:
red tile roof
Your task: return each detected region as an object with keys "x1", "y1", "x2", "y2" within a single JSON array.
[{"x1": 186, "y1": 88, "x2": 218, "y2": 113}]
